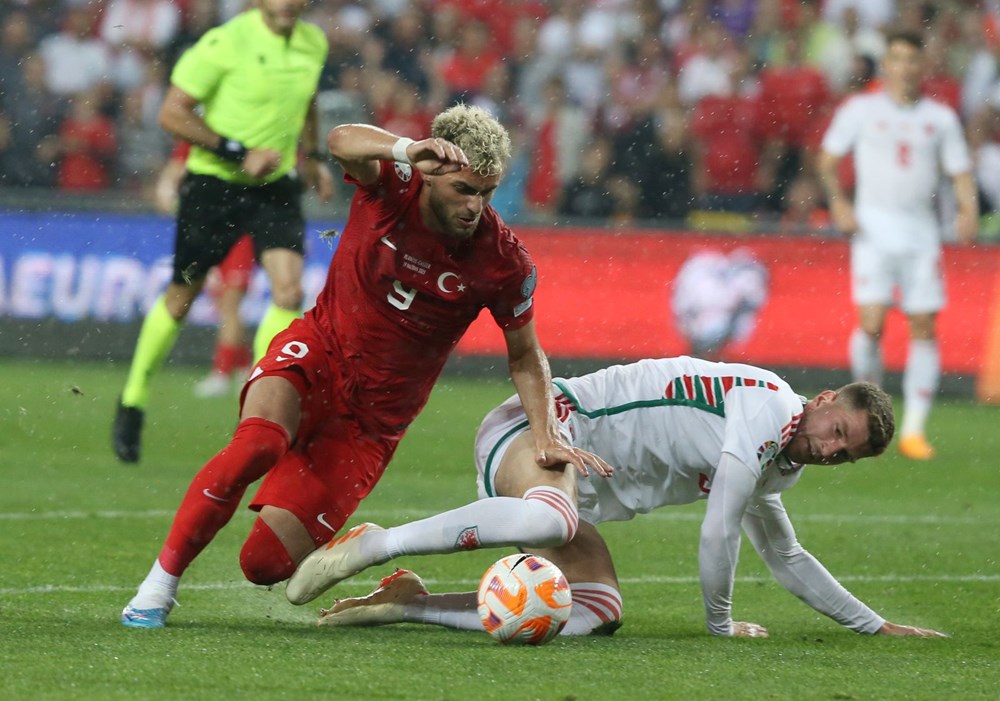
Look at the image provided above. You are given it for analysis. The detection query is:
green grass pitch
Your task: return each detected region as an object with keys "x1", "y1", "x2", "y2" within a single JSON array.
[{"x1": 0, "y1": 359, "x2": 997, "y2": 700}]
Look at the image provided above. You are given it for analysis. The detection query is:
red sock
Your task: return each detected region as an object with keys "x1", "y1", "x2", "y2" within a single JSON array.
[
  {"x1": 233, "y1": 344, "x2": 252, "y2": 370},
  {"x1": 158, "y1": 418, "x2": 290, "y2": 576},
  {"x1": 214, "y1": 343, "x2": 249, "y2": 375}
]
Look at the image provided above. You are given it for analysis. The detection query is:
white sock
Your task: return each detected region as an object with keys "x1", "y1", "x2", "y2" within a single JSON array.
[
  {"x1": 411, "y1": 592, "x2": 482, "y2": 630},
  {"x1": 379, "y1": 486, "x2": 579, "y2": 560},
  {"x1": 561, "y1": 583, "x2": 623, "y2": 635},
  {"x1": 128, "y1": 559, "x2": 180, "y2": 610},
  {"x1": 901, "y1": 339, "x2": 939, "y2": 436},
  {"x1": 849, "y1": 328, "x2": 883, "y2": 385}
]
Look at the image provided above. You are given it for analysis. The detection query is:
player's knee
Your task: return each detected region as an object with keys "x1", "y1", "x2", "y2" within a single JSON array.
[
  {"x1": 240, "y1": 517, "x2": 297, "y2": 585},
  {"x1": 232, "y1": 417, "x2": 289, "y2": 471},
  {"x1": 561, "y1": 583, "x2": 623, "y2": 636},
  {"x1": 523, "y1": 486, "x2": 578, "y2": 547}
]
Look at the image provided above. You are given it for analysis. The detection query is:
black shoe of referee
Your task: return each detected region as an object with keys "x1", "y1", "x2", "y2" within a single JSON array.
[{"x1": 113, "y1": 399, "x2": 144, "y2": 463}]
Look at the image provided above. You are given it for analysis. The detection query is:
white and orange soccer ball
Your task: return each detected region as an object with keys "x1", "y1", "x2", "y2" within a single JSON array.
[{"x1": 476, "y1": 553, "x2": 572, "y2": 645}]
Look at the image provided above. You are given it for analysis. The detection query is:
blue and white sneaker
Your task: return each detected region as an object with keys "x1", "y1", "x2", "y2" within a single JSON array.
[{"x1": 120, "y1": 602, "x2": 174, "y2": 629}]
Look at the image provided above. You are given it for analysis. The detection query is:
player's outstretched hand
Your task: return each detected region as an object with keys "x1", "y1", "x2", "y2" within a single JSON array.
[
  {"x1": 536, "y1": 442, "x2": 614, "y2": 479},
  {"x1": 877, "y1": 621, "x2": 948, "y2": 637},
  {"x1": 731, "y1": 621, "x2": 769, "y2": 638},
  {"x1": 409, "y1": 138, "x2": 470, "y2": 175}
]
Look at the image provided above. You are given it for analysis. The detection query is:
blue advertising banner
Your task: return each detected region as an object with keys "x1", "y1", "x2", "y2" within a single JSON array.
[{"x1": 0, "y1": 211, "x2": 342, "y2": 327}]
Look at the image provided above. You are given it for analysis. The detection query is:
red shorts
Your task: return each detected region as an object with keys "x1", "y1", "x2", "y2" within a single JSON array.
[
  {"x1": 242, "y1": 318, "x2": 402, "y2": 545},
  {"x1": 208, "y1": 234, "x2": 255, "y2": 295}
]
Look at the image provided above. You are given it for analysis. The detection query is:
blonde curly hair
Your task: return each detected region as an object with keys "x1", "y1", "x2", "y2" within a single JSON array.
[{"x1": 431, "y1": 104, "x2": 511, "y2": 177}]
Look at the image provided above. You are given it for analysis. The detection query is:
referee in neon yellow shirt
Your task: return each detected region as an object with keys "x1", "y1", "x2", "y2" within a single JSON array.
[{"x1": 114, "y1": 0, "x2": 333, "y2": 463}]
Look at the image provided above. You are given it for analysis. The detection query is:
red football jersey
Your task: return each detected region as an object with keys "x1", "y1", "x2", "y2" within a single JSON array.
[{"x1": 305, "y1": 161, "x2": 537, "y2": 432}]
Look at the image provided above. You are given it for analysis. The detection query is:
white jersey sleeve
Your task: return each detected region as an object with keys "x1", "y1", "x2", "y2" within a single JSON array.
[
  {"x1": 699, "y1": 452, "x2": 758, "y2": 635},
  {"x1": 719, "y1": 384, "x2": 803, "y2": 477},
  {"x1": 741, "y1": 492, "x2": 886, "y2": 634},
  {"x1": 821, "y1": 95, "x2": 864, "y2": 157},
  {"x1": 939, "y1": 105, "x2": 972, "y2": 176}
]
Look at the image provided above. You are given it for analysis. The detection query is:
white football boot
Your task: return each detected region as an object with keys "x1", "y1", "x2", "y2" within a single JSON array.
[
  {"x1": 286, "y1": 522, "x2": 385, "y2": 605},
  {"x1": 193, "y1": 371, "x2": 231, "y2": 398}
]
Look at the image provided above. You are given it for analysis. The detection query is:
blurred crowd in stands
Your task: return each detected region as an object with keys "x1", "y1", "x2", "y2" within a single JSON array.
[{"x1": 3, "y1": 0, "x2": 1000, "y2": 233}]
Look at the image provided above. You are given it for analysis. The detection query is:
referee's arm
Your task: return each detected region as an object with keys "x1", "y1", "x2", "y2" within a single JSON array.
[{"x1": 158, "y1": 85, "x2": 225, "y2": 152}]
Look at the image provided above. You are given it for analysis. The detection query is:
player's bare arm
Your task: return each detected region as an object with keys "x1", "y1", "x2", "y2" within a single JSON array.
[
  {"x1": 502, "y1": 321, "x2": 613, "y2": 479},
  {"x1": 327, "y1": 124, "x2": 469, "y2": 186},
  {"x1": 951, "y1": 171, "x2": 979, "y2": 244},
  {"x1": 301, "y1": 98, "x2": 334, "y2": 202},
  {"x1": 158, "y1": 85, "x2": 281, "y2": 178},
  {"x1": 817, "y1": 149, "x2": 858, "y2": 236},
  {"x1": 158, "y1": 86, "x2": 221, "y2": 149}
]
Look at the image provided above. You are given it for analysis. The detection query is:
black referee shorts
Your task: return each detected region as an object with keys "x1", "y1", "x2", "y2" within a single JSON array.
[{"x1": 171, "y1": 172, "x2": 306, "y2": 285}]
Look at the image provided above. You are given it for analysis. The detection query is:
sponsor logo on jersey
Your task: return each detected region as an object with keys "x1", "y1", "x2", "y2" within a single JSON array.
[
  {"x1": 455, "y1": 526, "x2": 481, "y2": 550},
  {"x1": 394, "y1": 162, "x2": 413, "y2": 182}
]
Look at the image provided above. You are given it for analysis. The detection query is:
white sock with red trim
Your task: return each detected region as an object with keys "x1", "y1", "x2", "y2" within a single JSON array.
[
  {"x1": 379, "y1": 486, "x2": 579, "y2": 560},
  {"x1": 849, "y1": 328, "x2": 883, "y2": 385},
  {"x1": 561, "y1": 582, "x2": 623, "y2": 635},
  {"x1": 901, "y1": 338, "x2": 939, "y2": 436}
]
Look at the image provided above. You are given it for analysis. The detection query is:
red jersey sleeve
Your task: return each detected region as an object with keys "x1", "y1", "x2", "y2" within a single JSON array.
[{"x1": 484, "y1": 221, "x2": 537, "y2": 331}]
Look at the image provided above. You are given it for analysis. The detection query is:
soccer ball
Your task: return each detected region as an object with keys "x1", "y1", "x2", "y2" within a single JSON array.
[{"x1": 476, "y1": 553, "x2": 572, "y2": 645}]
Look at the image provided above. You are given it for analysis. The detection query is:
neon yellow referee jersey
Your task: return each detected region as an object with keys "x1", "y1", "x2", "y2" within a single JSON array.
[{"x1": 172, "y1": 9, "x2": 327, "y2": 185}]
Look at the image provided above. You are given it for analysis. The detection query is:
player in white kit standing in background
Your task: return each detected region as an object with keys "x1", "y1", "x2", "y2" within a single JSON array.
[
  {"x1": 818, "y1": 29, "x2": 978, "y2": 461},
  {"x1": 286, "y1": 356, "x2": 944, "y2": 639}
]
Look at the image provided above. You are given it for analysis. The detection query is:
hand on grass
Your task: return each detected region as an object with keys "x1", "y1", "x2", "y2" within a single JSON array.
[
  {"x1": 878, "y1": 622, "x2": 948, "y2": 638},
  {"x1": 732, "y1": 621, "x2": 769, "y2": 638}
]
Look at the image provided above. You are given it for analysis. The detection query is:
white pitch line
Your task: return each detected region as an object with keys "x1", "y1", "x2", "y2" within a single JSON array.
[
  {"x1": 0, "y1": 508, "x2": 991, "y2": 526},
  {"x1": 2, "y1": 574, "x2": 998, "y2": 597}
]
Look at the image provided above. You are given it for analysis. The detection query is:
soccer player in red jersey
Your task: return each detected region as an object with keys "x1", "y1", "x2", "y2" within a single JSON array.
[{"x1": 120, "y1": 104, "x2": 613, "y2": 628}]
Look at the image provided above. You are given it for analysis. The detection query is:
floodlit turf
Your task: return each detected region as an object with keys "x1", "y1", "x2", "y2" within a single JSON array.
[{"x1": 1, "y1": 359, "x2": 997, "y2": 700}]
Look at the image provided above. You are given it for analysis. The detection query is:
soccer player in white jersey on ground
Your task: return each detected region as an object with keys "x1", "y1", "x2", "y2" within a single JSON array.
[
  {"x1": 285, "y1": 356, "x2": 945, "y2": 639},
  {"x1": 818, "y1": 29, "x2": 978, "y2": 461}
]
